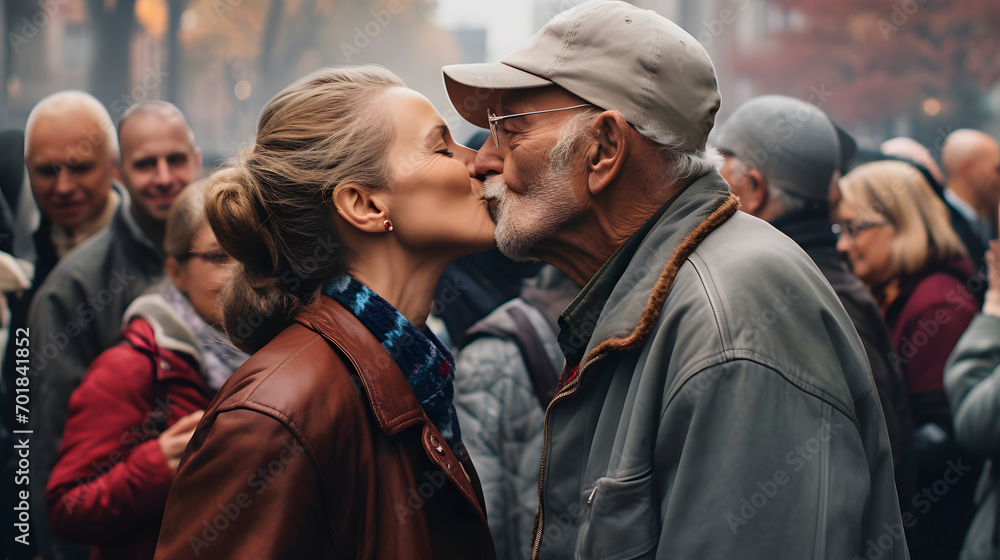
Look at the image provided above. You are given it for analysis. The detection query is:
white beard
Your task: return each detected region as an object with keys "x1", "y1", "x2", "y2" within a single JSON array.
[{"x1": 483, "y1": 159, "x2": 585, "y2": 261}]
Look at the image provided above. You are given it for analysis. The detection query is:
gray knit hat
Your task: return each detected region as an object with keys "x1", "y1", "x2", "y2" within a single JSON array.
[{"x1": 712, "y1": 95, "x2": 841, "y2": 202}]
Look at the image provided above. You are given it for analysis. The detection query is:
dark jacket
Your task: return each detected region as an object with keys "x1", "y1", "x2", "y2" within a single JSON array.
[
  {"x1": 154, "y1": 296, "x2": 496, "y2": 559},
  {"x1": 948, "y1": 205, "x2": 989, "y2": 301},
  {"x1": 29, "y1": 186, "x2": 164, "y2": 560},
  {"x1": 46, "y1": 303, "x2": 214, "y2": 560}
]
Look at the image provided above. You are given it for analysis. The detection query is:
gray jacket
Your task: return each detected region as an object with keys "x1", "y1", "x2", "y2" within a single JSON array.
[
  {"x1": 944, "y1": 313, "x2": 1000, "y2": 560},
  {"x1": 28, "y1": 185, "x2": 163, "y2": 560},
  {"x1": 532, "y1": 172, "x2": 906, "y2": 559}
]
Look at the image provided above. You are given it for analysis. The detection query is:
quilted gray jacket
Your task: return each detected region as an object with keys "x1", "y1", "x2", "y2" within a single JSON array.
[{"x1": 455, "y1": 297, "x2": 564, "y2": 560}]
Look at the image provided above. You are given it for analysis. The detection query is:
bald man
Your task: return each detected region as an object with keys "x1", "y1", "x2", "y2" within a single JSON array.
[
  {"x1": 942, "y1": 129, "x2": 1000, "y2": 282},
  {"x1": 0, "y1": 91, "x2": 122, "y2": 560},
  {"x1": 23, "y1": 91, "x2": 119, "y2": 284},
  {"x1": 881, "y1": 136, "x2": 946, "y2": 187},
  {"x1": 27, "y1": 100, "x2": 200, "y2": 560},
  {"x1": 114, "y1": 101, "x2": 201, "y2": 249}
]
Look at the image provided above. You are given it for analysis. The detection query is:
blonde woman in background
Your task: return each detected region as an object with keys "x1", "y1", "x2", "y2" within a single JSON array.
[
  {"x1": 837, "y1": 159, "x2": 978, "y2": 559},
  {"x1": 45, "y1": 179, "x2": 247, "y2": 559}
]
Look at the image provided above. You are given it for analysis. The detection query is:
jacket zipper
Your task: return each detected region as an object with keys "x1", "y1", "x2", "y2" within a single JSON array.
[{"x1": 531, "y1": 356, "x2": 600, "y2": 559}]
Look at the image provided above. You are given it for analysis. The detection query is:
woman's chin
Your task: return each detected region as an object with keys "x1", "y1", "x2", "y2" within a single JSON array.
[
  {"x1": 462, "y1": 231, "x2": 498, "y2": 254},
  {"x1": 457, "y1": 227, "x2": 498, "y2": 255}
]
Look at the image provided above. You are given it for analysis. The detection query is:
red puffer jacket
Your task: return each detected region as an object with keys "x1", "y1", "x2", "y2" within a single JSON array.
[{"x1": 46, "y1": 314, "x2": 214, "y2": 560}]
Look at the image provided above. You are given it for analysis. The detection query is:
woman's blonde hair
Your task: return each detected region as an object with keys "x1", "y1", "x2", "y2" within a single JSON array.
[
  {"x1": 839, "y1": 160, "x2": 966, "y2": 278},
  {"x1": 205, "y1": 66, "x2": 405, "y2": 352},
  {"x1": 164, "y1": 178, "x2": 209, "y2": 258}
]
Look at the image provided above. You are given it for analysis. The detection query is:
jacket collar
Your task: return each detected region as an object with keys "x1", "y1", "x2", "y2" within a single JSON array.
[
  {"x1": 770, "y1": 211, "x2": 838, "y2": 251},
  {"x1": 295, "y1": 296, "x2": 489, "y2": 521},
  {"x1": 123, "y1": 290, "x2": 202, "y2": 362},
  {"x1": 295, "y1": 296, "x2": 427, "y2": 436},
  {"x1": 566, "y1": 171, "x2": 739, "y2": 370},
  {"x1": 121, "y1": 317, "x2": 206, "y2": 387}
]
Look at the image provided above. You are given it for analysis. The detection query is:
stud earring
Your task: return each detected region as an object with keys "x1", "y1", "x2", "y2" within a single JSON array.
[{"x1": 384, "y1": 219, "x2": 393, "y2": 232}]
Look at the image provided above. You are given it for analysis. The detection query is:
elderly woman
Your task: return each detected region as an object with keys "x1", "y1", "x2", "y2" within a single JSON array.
[
  {"x1": 836, "y1": 159, "x2": 978, "y2": 559},
  {"x1": 45, "y1": 179, "x2": 247, "y2": 559},
  {"x1": 153, "y1": 66, "x2": 496, "y2": 559}
]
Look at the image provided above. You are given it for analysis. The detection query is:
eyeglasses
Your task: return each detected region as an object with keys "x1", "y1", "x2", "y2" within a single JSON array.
[
  {"x1": 486, "y1": 104, "x2": 593, "y2": 149},
  {"x1": 832, "y1": 220, "x2": 890, "y2": 239},
  {"x1": 180, "y1": 250, "x2": 233, "y2": 266}
]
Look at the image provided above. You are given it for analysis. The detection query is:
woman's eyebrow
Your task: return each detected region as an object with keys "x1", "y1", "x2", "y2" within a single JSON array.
[{"x1": 424, "y1": 124, "x2": 448, "y2": 146}]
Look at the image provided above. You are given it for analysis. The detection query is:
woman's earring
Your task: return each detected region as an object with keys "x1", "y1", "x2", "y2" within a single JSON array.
[{"x1": 384, "y1": 219, "x2": 393, "y2": 232}]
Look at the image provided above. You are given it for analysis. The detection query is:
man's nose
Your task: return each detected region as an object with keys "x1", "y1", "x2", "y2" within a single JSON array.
[
  {"x1": 475, "y1": 135, "x2": 504, "y2": 177},
  {"x1": 54, "y1": 168, "x2": 75, "y2": 196},
  {"x1": 155, "y1": 159, "x2": 171, "y2": 186}
]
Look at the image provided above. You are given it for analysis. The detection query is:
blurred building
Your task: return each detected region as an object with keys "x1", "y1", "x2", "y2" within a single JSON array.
[
  {"x1": 4, "y1": 0, "x2": 997, "y2": 156},
  {"x1": 2, "y1": 0, "x2": 166, "y2": 129}
]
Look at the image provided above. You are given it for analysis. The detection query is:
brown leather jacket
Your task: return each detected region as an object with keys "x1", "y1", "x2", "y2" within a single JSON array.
[{"x1": 154, "y1": 297, "x2": 496, "y2": 559}]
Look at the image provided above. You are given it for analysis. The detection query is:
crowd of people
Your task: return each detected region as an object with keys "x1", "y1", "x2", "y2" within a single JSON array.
[{"x1": 2, "y1": 0, "x2": 1000, "y2": 558}]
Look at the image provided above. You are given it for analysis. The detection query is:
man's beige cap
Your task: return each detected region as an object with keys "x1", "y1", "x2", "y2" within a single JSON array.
[{"x1": 443, "y1": 0, "x2": 721, "y2": 150}]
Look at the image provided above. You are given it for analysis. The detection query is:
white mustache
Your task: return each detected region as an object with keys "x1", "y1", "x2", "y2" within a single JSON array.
[{"x1": 483, "y1": 175, "x2": 508, "y2": 200}]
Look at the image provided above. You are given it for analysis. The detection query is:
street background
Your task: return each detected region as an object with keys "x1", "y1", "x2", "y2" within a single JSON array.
[{"x1": 2, "y1": 0, "x2": 998, "y2": 166}]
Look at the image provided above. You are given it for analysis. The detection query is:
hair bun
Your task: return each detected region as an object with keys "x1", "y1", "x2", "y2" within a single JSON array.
[{"x1": 205, "y1": 157, "x2": 279, "y2": 275}]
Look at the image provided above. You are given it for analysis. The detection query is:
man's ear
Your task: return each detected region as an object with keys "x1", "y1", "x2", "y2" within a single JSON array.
[
  {"x1": 332, "y1": 183, "x2": 388, "y2": 233},
  {"x1": 586, "y1": 111, "x2": 629, "y2": 196},
  {"x1": 744, "y1": 168, "x2": 769, "y2": 215}
]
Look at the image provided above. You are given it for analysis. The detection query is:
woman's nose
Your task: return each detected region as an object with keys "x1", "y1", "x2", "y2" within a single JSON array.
[
  {"x1": 835, "y1": 231, "x2": 851, "y2": 254},
  {"x1": 456, "y1": 144, "x2": 478, "y2": 177}
]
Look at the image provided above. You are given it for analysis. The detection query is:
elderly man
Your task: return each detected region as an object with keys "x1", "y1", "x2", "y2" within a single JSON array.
[
  {"x1": 23, "y1": 92, "x2": 119, "y2": 285},
  {"x1": 714, "y1": 95, "x2": 911, "y2": 465},
  {"x1": 881, "y1": 137, "x2": 946, "y2": 187},
  {"x1": 941, "y1": 129, "x2": 1000, "y2": 278},
  {"x1": 715, "y1": 93, "x2": 917, "y2": 545},
  {"x1": 29, "y1": 100, "x2": 200, "y2": 560},
  {"x1": 444, "y1": 2, "x2": 906, "y2": 558},
  {"x1": 3, "y1": 94, "x2": 120, "y2": 560}
]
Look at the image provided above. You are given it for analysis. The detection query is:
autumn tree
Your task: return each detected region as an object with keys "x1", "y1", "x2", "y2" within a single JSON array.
[
  {"x1": 734, "y1": 0, "x2": 1000, "y2": 145},
  {"x1": 87, "y1": 0, "x2": 138, "y2": 117}
]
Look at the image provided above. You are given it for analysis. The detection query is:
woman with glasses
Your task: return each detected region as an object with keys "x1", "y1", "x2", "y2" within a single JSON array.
[
  {"x1": 44, "y1": 179, "x2": 248, "y2": 559},
  {"x1": 153, "y1": 66, "x2": 496, "y2": 559},
  {"x1": 836, "y1": 159, "x2": 978, "y2": 560}
]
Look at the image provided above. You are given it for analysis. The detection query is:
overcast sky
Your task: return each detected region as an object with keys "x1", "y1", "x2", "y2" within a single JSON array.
[{"x1": 433, "y1": 0, "x2": 540, "y2": 62}]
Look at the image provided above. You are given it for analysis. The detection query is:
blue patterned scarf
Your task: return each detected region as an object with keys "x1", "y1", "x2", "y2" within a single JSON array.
[{"x1": 323, "y1": 274, "x2": 461, "y2": 450}]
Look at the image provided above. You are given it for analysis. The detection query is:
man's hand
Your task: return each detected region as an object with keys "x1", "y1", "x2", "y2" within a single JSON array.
[{"x1": 158, "y1": 411, "x2": 204, "y2": 473}]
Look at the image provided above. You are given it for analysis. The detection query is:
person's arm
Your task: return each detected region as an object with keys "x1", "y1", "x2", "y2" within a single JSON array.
[
  {"x1": 651, "y1": 361, "x2": 904, "y2": 559},
  {"x1": 154, "y1": 408, "x2": 334, "y2": 559},
  {"x1": 44, "y1": 346, "x2": 187, "y2": 544},
  {"x1": 29, "y1": 278, "x2": 102, "y2": 503},
  {"x1": 945, "y1": 240, "x2": 1000, "y2": 457}
]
